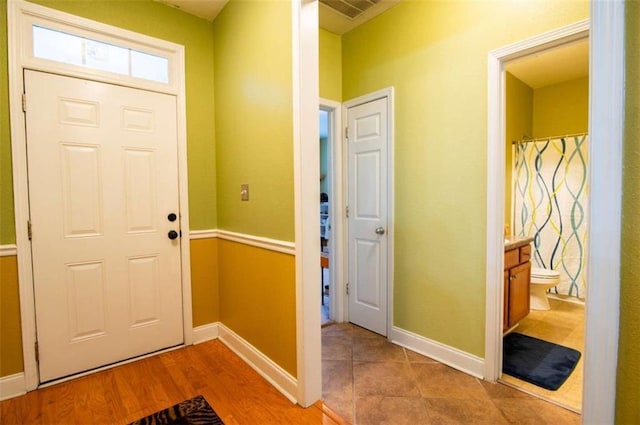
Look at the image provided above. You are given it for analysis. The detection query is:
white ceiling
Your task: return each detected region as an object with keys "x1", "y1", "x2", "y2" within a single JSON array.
[
  {"x1": 154, "y1": 0, "x2": 399, "y2": 35},
  {"x1": 154, "y1": 0, "x2": 228, "y2": 21},
  {"x1": 505, "y1": 38, "x2": 589, "y2": 89},
  {"x1": 154, "y1": 0, "x2": 588, "y2": 89}
]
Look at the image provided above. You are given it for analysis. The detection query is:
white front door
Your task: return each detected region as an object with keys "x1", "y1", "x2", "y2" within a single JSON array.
[
  {"x1": 347, "y1": 97, "x2": 389, "y2": 336},
  {"x1": 25, "y1": 70, "x2": 184, "y2": 382}
]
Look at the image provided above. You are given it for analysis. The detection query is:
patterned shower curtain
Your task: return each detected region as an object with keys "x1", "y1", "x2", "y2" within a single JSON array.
[{"x1": 513, "y1": 135, "x2": 589, "y2": 299}]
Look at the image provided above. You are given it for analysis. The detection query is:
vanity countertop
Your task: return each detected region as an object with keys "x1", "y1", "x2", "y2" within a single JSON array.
[{"x1": 504, "y1": 236, "x2": 534, "y2": 251}]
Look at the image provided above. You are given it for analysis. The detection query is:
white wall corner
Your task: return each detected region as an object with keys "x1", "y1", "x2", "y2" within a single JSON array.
[
  {"x1": 390, "y1": 326, "x2": 485, "y2": 379},
  {"x1": 217, "y1": 323, "x2": 298, "y2": 405},
  {"x1": 0, "y1": 373, "x2": 26, "y2": 401},
  {"x1": 192, "y1": 322, "x2": 220, "y2": 344},
  {"x1": 292, "y1": 0, "x2": 322, "y2": 409}
]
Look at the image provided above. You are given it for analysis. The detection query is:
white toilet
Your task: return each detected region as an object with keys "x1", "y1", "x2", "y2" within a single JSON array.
[{"x1": 530, "y1": 268, "x2": 561, "y2": 310}]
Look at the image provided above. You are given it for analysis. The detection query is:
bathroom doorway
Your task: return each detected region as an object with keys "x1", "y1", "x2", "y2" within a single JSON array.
[{"x1": 498, "y1": 31, "x2": 589, "y2": 412}]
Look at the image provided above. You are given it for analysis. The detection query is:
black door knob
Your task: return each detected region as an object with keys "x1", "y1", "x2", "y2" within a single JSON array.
[
  {"x1": 168, "y1": 230, "x2": 179, "y2": 240},
  {"x1": 168, "y1": 213, "x2": 177, "y2": 222}
]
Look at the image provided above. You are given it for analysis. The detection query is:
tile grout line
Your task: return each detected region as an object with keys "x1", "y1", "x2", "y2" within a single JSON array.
[{"x1": 403, "y1": 347, "x2": 434, "y2": 421}]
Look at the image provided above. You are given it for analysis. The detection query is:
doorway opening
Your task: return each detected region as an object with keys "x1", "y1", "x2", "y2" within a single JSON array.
[
  {"x1": 319, "y1": 108, "x2": 332, "y2": 326},
  {"x1": 485, "y1": 20, "x2": 590, "y2": 411},
  {"x1": 500, "y1": 37, "x2": 589, "y2": 412},
  {"x1": 318, "y1": 98, "x2": 345, "y2": 327}
]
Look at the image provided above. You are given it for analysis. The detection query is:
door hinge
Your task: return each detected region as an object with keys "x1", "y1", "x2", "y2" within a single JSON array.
[
  {"x1": 22, "y1": 93, "x2": 27, "y2": 112},
  {"x1": 27, "y1": 220, "x2": 32, "y2": 240},
  {"x1": 345, "y1": 206, "x2": 349, "y2": 218},
  {"x1": 346, "y1": 283, "x2": 349, "y2": 295},
  {"x1": 34, "y1": 341, "x2": 39, "y2": 363},
  {"x1": 344, "y1": 126, "x2": 348, "y2": 140}
]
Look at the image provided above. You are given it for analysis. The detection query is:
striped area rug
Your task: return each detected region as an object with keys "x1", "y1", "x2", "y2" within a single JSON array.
[{"x1": 129, "y1": 395, "x2": 224, "y2": 425}]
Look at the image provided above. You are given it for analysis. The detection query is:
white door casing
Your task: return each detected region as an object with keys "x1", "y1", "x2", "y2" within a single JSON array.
[
  {"x1": 26, "y1": 70, "x2": 183, "y2": 382},
  {"x1": 346, "y1": 96, "x2": 390, "y2": 336}
]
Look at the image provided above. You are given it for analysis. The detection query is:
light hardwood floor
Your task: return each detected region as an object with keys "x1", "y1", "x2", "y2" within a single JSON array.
[{"x1": 0, "y1": 340, "x2": 344, "y2": 425}]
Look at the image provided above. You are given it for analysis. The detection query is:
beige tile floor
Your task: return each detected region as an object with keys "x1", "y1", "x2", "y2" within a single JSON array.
[
  {"x1": 500, "y1": 297, "x2": 585, "y2": 412},
  {"x1": 322, "y1": 322, "x2": 581, "y2": 425}
]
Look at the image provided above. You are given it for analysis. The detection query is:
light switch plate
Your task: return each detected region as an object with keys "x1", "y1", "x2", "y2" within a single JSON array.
[{"x1": 240, "y1": 184, "x2": 249, "y2": 201}]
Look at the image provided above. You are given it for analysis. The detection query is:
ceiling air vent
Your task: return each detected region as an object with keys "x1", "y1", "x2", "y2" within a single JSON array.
[{"x1": 319, "y1": 0, "x2": 380, "y2": 20}]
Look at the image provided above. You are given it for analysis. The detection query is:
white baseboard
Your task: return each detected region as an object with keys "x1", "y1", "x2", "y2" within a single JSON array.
[
  {"x1": 193, "y1": 322, "x2": 220, "y2": 344},
  {"x1": 217, "y1": 323, "x2": 298, "y2": 404},
  {"x1": 0, "y1": 373, "x2": 26, "y2": 401},
  {"x1": 390, "y1": 326, "x2": 485, "y2": 378}
]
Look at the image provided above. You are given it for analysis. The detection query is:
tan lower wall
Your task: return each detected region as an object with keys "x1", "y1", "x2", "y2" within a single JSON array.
[
  {"x1": 217, "y1": 239, "x2": 297, "y2": 377},
  {"x1": 190, "y1": 238, "x2": 220, "y2": 327},
  {"x1": 0, "y1": 255, "x2": 24, "y2": 376}
]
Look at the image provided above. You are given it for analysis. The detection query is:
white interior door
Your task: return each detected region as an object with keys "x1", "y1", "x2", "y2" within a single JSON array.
[
  {"x1": 25, "y1": 70, "x2": 184, "y2": 382},
  {"x1": 347, "y1": 97, "x2": 388, "y2": 336}
]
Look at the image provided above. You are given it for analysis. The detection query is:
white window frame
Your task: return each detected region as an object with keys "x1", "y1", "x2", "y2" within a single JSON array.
[
  {"x1": 14, "y1": 5, "x2": 179, "y2": 94},
  {"x1": 7, "y1": 0, "x2": 192, "y2": 391}
]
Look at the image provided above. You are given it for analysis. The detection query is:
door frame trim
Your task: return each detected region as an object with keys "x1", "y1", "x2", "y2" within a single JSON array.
[
  {"x1": 343, "y1": 87, "x2": 395, "y2": 337},
  {"x1": 292, "y1": 0, "x2": 321, "y2": 407},
  {"x1": 485, "y1": 18, "x2": 589, "y2": 383},
  {"x1": 7, "y1": 0, "x2": 192, "y2": 390},
  {"x1": 485, "y1": 5, "x2": 625, "y2": 421},
  {"x1": 319, "y1": 98, "x2": 345, "y2": 323}
]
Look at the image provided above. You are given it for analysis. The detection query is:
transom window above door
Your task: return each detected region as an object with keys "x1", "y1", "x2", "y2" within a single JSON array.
[{"x1": 32, "y1": 25, "x2": 170, "y2": 84}]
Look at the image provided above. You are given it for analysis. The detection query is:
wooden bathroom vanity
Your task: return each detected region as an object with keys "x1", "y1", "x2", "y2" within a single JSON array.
[{"x1": 504, "y1": 237, "x2": 534, "y2": 332}]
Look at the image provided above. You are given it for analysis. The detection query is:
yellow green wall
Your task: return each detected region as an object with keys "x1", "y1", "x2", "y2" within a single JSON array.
[
  {"x1": 319, "y1": 28, "x2": 341, "y2": 196},
  {"x1": 616, "y1": 2, "x2": 640, "y2": 422},
  {"x1": 532, "y1": 76, "x2": 589, "y2": 138},
  {"x1": 0, "y1": 256, "x2": 23, "y2": 376},
  {"x1": 1, "y1": 0, "x2": 15, "y2": 245},
  {"x1": 213, "y1": 0, "x2": 296, "y2": 376},
  {"x1": 342, "y1": 0, "x2": 588, "y2": 356},
  {"x1": 505, "y1": 72, "x2": 533, "y2": 231},
  {"x1": 319, "y1": 28, "x2": 342, "y2": 101},
  {"x1": 213, "y1": 0, "x2": 293, "y2": 242}
]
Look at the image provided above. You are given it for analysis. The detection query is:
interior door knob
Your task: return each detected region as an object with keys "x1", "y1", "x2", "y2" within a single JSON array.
[
  {"x1": 375, "y1": 227, "x2": 385, "y2": 235},
  {"x1": 168, "y1": 230, "x2": 179, "y2": 240}
]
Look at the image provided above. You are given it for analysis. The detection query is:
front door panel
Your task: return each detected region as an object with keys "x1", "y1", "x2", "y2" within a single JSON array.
[{"x1": 25, "y1": 70, "x2": 183, "y2": 382}]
